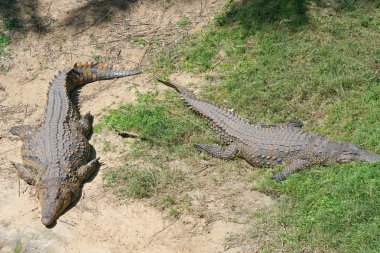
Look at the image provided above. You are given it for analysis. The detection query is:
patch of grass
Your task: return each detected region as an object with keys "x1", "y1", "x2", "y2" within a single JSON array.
[
  {"x1": 102, "y1": 140, "x2": 111, "y2": 152},
  {"x1": 0, "y1": 32, "x2": 10, "y2": 56},
  {"x1": 119, "y1": 167, "x2": 157, "y2": 198},
  {"x1": 159, "y1": 194, "x2": 176, "y2": 208},
  {"x1": 98, "y1": 99, "x2": 204, "y2": 215},
  {"x1": 176, "y1": 17, "x2": 190, "y2": 27},
  {"x1": 132, "y1": 38, "x2": 148, "y2": 47},
  {"x1": 104, "y1": 167, "x2": 157, "y2": 198},
  {"x1": 90, "y1": 54, "x2": 113, "y2": 62},
  {"x1": 169, "y1": 207, "x2": 180, "y2": 219},
  {"x1": 96, "y1": 91, "x2": 214, "y2": 147},
  {"x1": 13, "y1": 240, "x2": 22, "y2": 253},
  {"x1": 4, "y1": 17, "x2": 22, "y2": 30},
  {"x1": 104, "y1": 165, "x2": 193, "y2": 204},
  {"x1": 102, "y1": 11, "x2": 114, "y2": 23},
  {"x1": 91, "y1": 54, "x2": 101, "y2": 62},
  {"x1": 249, "y1": 163, "x2": 380, "y2": 252}
]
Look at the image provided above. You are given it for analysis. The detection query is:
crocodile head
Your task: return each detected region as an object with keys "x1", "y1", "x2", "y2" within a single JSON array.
[
  {"x1": 332, "y1": 142, "x2": 380, "y2": 164},
  {"x1": 36, "y1": 178, "x2": 80, "y2": 227}
]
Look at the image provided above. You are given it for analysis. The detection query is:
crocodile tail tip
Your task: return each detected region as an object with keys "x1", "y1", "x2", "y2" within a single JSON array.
[{"x1": 156, "y1": 79, "x2": 180, "y2": 92}]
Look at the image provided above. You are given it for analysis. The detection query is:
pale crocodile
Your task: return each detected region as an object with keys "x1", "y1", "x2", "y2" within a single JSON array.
[{"x1": 11, "y1": 62, "x2": 142, "y2": 226}]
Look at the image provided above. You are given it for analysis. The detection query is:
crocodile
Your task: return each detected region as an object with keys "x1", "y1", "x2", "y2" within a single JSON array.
[
  {"x1": 11, "y1": 62, "x2": 142, "y2": 226},
  {"x1": 157, "y1": 79, "x2": 380, "y2": 180}
]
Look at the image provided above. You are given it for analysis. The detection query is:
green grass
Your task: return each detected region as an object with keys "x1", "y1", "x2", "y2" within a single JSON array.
[
  {"x1": 13, "y1": 240, "x2": 22, "y2": 253},
  {"x1": 104, "y1": 167, "x2": 158, "y2": 198},
  {"x1": 4, "y1": 17, "x2": 22, "y2": 30},
  {"x1": 0, "y1": 32, "x2": 9, "y2": 56},
  {"x1": 98, "y1": 92, "x2": 214, "y2": 214},
  {"x1": 99, "y1": 0, "x2": 380, "y2": 251},
  {"x1": 96, "y1": 91, "x2": 215, "y2": 147},
  {"x1": 103, "y1": 164, "x2": 194, "y2": 215},
  {"x1": 248, "y1": 162, "x2": 380, "y2": 252},
  {"x1": 177, "y1": 17, "x2": 190, "y2": 27}
]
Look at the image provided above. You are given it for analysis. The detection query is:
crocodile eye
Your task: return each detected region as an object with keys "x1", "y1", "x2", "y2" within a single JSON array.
[{"x1": 337, "y1": 150, "x2": 358, "y2": 163}]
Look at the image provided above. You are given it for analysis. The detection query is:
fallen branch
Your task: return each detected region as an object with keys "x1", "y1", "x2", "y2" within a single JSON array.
[{"x1": 117, "y1": 131, "x2": 140, "y2": 139}]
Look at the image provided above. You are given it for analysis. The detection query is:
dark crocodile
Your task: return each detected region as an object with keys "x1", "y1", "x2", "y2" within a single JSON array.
[
  {"x1": 157, "y1": 79, "x2": 380, "y2": 180},
  {"x1": 11, "y1": 62, "x2": 142, "y2": 226}
]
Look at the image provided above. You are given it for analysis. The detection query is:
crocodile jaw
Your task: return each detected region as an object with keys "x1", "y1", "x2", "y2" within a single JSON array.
[
  {"x1": 334, "y1": 142, "x2": 380, "y2": 164},
  {"x1": 37, "y1": 179, "x2": 79, "y2": 226},
  {"x1": 357, "y1": 150, "x2": 380, "y2": 163}
]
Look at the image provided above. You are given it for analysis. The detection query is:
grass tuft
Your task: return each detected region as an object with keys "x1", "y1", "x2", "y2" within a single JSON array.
[
  {"x1": 104, "y1": 167, "x2": 157, "y2": 198},
  {"x1": 96, "y1": 91, "x2": 213, "y2": 147},
  {"x1": 0, "y1": 32, "x2": 10, "y2": 56},
  {"x1": 4, "y1": 17, "x2": 22, "y2": 30},
  {"x1": 177, "y1": 17, "x2": 190, "y2": 27}
]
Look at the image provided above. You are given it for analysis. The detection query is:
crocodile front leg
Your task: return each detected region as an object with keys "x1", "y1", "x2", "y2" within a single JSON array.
[
  {"x1": 77, "y1": 158, "x2": 100, "y2": 182},
  {"x1": 77, "y1": 112, "x2": 94, "y2": 137},
  {"x1": 194, "y1": 143, "x2": 239, "y2": 160},
  {"x1": 10, "y1": 125, "x2": 34, "y2": 140},
  {"x1": 271, "y1": 158, "x2": 311, "y2": 181},
  {"x1": 11, "y1": 162, "x2": 37, "y2": 185}
]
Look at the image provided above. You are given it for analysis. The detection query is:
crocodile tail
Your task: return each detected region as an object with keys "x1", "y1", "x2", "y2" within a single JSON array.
[
  {"x1": 66, "y1": 62, "x2": 142, "y2": 91},
  {"x1": 156, "y1": 79, "x2": 195, "y2": 98},
  {"x1": 156, "y1": 79, "x2": 251, "y2": 140}
]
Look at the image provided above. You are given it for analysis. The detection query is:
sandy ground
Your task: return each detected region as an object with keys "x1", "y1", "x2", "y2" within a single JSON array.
[{"x1": 0, "y1": 1, "x2": 273, "y2": 252}]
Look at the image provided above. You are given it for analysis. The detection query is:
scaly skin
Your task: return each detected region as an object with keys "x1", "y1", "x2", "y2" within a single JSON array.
[
  {"x1": 11, "y1": 62, "x2": 142, "y2": 226},
  {"x1": 157, "y1": 79, "x2": 380, "y2": 180}
]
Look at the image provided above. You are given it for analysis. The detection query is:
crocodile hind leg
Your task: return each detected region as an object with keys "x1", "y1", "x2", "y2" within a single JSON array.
[
  {"x1": 77, "y1": 158, "x2": 100, "y2": 182},
  {"x1": 194, "y1": 143, "x2": 239, "y2": 160},
  {"x1": 78, "y1": 112, "x2": 94, "y2": 137},
  {"x1": 11, "y1": 162, "x2": 37, "y2": 185},
  {"x1": 10, "y1": 125, "x2": 34, "y2": 140},
  {"x1": 271, "y1": 158, "x2": 311, "y2": 181}
]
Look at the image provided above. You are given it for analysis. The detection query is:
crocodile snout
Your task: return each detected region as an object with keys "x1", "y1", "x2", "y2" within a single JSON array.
[
  {"x1": 359, "y1": 151, "x2": 380, "y2": 163},
  {"x1": 37, "y1": 179, "x2": 76, "y2": 227},
  {"x1": 41, "y1": 215, "x2": 55, "y2": 227}
]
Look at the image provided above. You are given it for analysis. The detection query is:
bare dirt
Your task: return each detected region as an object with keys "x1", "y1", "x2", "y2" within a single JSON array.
[{"x1": 0, "y1": 1, "x2": 273, "y2": 252}]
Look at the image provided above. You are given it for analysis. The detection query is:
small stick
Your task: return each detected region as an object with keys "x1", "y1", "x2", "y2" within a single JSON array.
[
  {"x1": 24, "y1": 103, "x2": 29, "y2": 118},
  {"x1": 117, "y1": 131, "x2": 140, "y2": 139},
  {"x1": 59, "y1": 219, "x2": 76, "y2": 226},
  {"x1": 195, "y1": 166, "x2": 210, "y2": 174},
  {"x1": 0, "y1": 147, "x2": 18, "y2": 155},
  {"x1": 22, "y1": 76, "x2": 38, "y2": 86},
  {"x1": 146, "y1": 221, "x2": 176, "y2": 247},
  {"x1": 47, "y1": 0, "x2": 53, "y2": 14}
]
